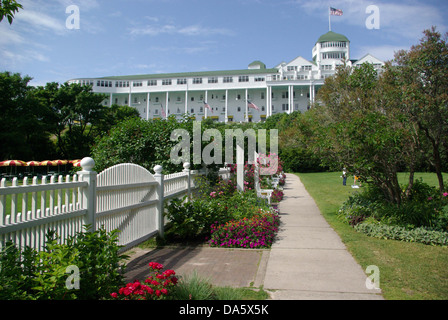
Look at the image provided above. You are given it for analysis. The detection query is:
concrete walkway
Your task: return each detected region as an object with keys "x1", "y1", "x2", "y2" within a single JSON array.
[
  {"x1": 123, "y1": 173, "x2": 384, "y2": 300},
  {"x1": 263, "y1": 173, "x2": 383, "y2": 300}
]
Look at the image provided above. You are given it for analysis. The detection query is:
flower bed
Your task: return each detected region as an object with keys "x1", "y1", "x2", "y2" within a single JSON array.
[
  {"x1": 111, "y1": 262, "x2": 178, "y2": 300},
  {"x1": 208, "y1": 210, "x2": 280, "y2": 249}
]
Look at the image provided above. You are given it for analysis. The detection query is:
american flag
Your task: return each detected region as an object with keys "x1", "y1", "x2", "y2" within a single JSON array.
[
  {"x1": 161, "y1": 107, "x2": 166, "y2": 118},
  {"x1": 330, "y1": 7, "x2": 343, "y2": 16},
  {"x1": 203, "y1": 101, "x2": 213, "y2": 113},
  {"x1": 247, "y1": 100, "x2": 259, "y2": 111}
]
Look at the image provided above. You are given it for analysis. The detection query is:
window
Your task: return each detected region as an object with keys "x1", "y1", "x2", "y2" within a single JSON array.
[
  {"x1": 162, "y1": 79, "x2": 172, "y2": 85},
  {"x1": 176, "y1": 96, "x2": 182, "y2": 102},
  {"x1": 133, "y1": 81, "x2": 143, "y2": 87},
  {"x1": 208, "y1": 77, "x2": 218, "y2": 84},
  {"x1": 193, "y1": 78, "x2": 202, "y2": 84},
  {"x1": 255, "y1": 77, "x2": 265, "y2": 82},
  {"x1": 261, "y1": 92, "x2": 265, "y2": 99},
  {"x1": 321, "y1": 65, "x2": 332, "y2": 71},
  {"x1": 177, "y1": 78, "x2": 187, "y2": 85},
  {"x1": 148, "y1": 80, "x2": 157, "y2": 86},
  {"x1": 238, "y1": 75, "x2": 249, "y2": 82},
  {"x1": 301, "y1": 65, "x2": 312, "y2": 71},
  {"x1": 223, "y1": 76, "x2": 233, "y2": 83},
  {"x1": 287, "y1": 66, "x2": 298, "y2": 71},
  {"x1": 282, "y1": 92, "x2": 289, "y2": 99},
  {"x1": 282, "y1": 104, "x2": 289, "y2": 111},
  {"x1": 322, "y1": 52, "x2": 346, "y2": 60}
]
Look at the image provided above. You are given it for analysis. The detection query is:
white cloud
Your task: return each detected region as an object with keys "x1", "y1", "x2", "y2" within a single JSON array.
[
  {"x1": 15, "y1": 10, "x2": 66, "y2": 34},
  {"x1": 130, "y1": 23, "x2": 234, "y2": 37}
]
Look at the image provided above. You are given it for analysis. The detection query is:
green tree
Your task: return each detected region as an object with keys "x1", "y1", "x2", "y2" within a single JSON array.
[
  {"x1": 34, "y1": 82, "x2": 107, "y2": 159},
  {"x1": 0, "y1": 72, "x2": 55, "y2": 160},
  {"x1": 393, "y1": 27, "x2": 448, "y2": 192},
  {"x1": 313, "y1": 62, "x2": 416, "y2": 205}
]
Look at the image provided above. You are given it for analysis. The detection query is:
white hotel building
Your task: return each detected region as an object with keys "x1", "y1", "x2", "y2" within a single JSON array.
[{"x1": 69, "y1": 31, "x2": 384, "y2": 123}]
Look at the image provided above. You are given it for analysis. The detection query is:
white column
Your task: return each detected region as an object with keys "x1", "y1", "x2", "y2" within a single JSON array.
[
  {"x1": 309, "y1": 83, "x2": 313, "y2": 106},
  {"x1": 288, "y1": 85, "x2": 292, "y2": 114},
  {"x1": 128, "y1": 85, "x2": 132, "y2": 107},
  {"x1": 165, "y1": 91, "x2": 169, "y2": 117},
  {"x1": 146, "y1": 92, "x2": 150, "y2": 121},
  {"x1": 266, "y1": 87, "x2": 269, "y2": 118},
  {"x1": 267, "y1": 86, "x2": 271, "y2": 117},
  {"x1": 185, "y1": 86, "x2": 188, "y2": 114},
  {"x1": 225, "y1": 89, "x2": 228, "y2": 123},
  {"x1": 109, "y1": 93, "x2": 113, "y2": 107},
  {"x1": 205, "y1": 90, "x2": 208, "y2": 119},
  {"x1": 245, "y1": 88, "x2": 248, "y2": 122}
]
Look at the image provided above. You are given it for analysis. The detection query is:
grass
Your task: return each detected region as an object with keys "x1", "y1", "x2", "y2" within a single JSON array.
[
  {"x1": 296, "y1": 172, "x2": 448, "y2": 300},
  {"x1": 170, "y1": 270, "x2": 269, "y2": 300}
]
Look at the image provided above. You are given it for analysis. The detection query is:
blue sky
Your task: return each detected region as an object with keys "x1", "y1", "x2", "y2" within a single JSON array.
[{"x1": 1, "y1": 0, "x2": 447, "y2": 86}]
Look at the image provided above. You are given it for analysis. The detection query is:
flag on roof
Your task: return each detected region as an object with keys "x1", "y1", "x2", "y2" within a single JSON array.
[
  {"x1": 330, "y1": 7, "x2": 343, "y2": 16},
  {"x1": 203, "y1": 101, "x2": 213, "y2": 113},
  {"x1": 247, "y1": 100, "x2": 260, "y2": 111}
]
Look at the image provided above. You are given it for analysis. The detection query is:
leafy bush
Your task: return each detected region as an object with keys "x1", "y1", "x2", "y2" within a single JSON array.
[
  {"x1": 338, "y1": 181, "x2": 448, "y2": 231},
  {"x1": 67, "y1": 226, "x2": 127, "y2": 300},
  {"x1": 164, "y1": 198, "x2": 226, "y2": 241},
  {"x1": 0, "y1": 227, "x2": 127, "y2": 300},
  {"x1": 355, "y1": 222, "x2": 448, "y2": 246}
]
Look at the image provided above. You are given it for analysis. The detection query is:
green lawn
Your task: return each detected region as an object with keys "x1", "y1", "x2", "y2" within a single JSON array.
[{"x1": 296, "y1": 172, "x2": 448, "y2": 300}]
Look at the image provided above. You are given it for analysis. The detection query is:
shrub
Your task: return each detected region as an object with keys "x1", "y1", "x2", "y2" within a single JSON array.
[
  {"x1": 355, "y1": 222, "x2": 448, "y2": 246},
  {"x1": 67, "y1": 226, "x2": 127, "y2": 300},
  {"x1": 0, "y1": 227, "x2": 127, "y2": 300},
  {"x1": 338, "y1": 181, "x2": 448, "y2": 230}
]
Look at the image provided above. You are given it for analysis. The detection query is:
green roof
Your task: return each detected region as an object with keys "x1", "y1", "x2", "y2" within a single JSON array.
[
  {"x1": 248, "y1": 60, "x2": 266, "y2": 69},
  {"x1": 85, "y1": 68, "x2": 278, "y2": 81},
  {"x1": 316, "y1": 31, "x2": 349, "y2": 43}
]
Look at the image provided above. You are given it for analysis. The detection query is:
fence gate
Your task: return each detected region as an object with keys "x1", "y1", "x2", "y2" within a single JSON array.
[{"x1": 95, "y1": 163, "x2": 160, "y2": 251}]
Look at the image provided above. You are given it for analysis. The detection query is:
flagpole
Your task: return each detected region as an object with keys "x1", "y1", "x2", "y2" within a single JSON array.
[{"x1": 328, "y1": 7, "x2": 331, "y2": 31}]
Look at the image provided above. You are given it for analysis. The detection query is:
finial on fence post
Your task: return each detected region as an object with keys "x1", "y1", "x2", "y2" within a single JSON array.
[
  {"x1": 153, "y1": 165, "x2": 164, "y2": 239},
  {"x1": 80, "y1": 157, "x2": 95, "y2": 172}
]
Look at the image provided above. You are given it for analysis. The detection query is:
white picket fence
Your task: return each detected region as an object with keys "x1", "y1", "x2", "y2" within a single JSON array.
[{"x1": 0, "y1": 158, "x2": 216, "y2": 253}]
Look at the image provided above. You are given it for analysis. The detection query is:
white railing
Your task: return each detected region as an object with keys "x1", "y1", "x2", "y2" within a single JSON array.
[
  {"x1": 0, "y1": 159, "x2": 201, "y2": 252},
  {"x1": 0, "y1": 174, "x2": 89, "y2": 252}
]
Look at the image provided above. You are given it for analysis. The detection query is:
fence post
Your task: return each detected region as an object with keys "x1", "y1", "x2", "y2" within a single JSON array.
[
  {"x1": 154, "y1": 165, "x2": 164, "y2": 239},
  {"x1": 183, "y1": 162, "x2": 191, "y2": 201},
  {"x1": 79, "y1": 157, "x2": 97, "y2": 232}
]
